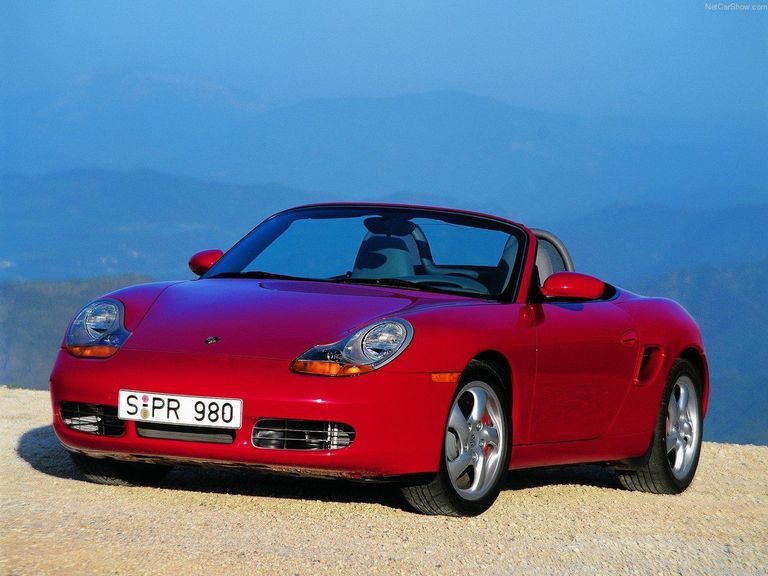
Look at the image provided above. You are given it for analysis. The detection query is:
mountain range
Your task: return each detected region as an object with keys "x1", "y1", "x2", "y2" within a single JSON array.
[
  {"x1": 2, "y1": 78, "x2": 765, "y2": 221},
  {"x1": 2, "y1": 169, "x2": 766, "y2": 289}
]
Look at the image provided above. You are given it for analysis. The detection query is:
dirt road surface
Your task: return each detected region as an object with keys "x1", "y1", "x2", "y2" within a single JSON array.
[{"x1": 1, "y1": 388, "x2": 766, "y2": 575}]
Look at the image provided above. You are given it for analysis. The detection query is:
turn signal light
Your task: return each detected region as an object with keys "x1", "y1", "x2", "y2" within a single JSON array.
[
  {"x1": 66, "y1": 345, "x2": 120, "y2": 358},
  {"x1": 290, "y1": 360, "x2": 374, "y2": 377},
  {"x1": 431, "y1": 372, "x2": 461, "y2": 383}
]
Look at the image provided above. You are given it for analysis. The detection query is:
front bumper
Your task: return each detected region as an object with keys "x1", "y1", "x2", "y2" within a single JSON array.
[{"x1": 50, "y1": 348, "x2": 454, "y2": 479}]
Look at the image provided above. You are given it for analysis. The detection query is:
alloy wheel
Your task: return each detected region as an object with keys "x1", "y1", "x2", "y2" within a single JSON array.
[
  {"x1": 444, "y1": 380, "x2": 506, "y2": 501},
  {"x1": 665, "y1": 375, "x2": 701, "y2": 480}
]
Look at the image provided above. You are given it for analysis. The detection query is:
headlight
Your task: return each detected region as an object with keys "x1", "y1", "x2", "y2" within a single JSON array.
[
  {"x1": 66, "y1": 298, "x2": 131, "y2": 358},
  {"x1": 291, "y1": 319, "x2": 413, "y2": 376}
]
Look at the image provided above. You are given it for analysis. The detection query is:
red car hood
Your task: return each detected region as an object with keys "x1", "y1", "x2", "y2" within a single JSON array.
[{"x1": 123, "y1": 278, "x2": 472, "y2": 359}]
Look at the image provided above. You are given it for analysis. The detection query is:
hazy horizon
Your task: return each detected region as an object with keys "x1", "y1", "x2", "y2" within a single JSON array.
[{"x1": 4, "y1": 1, "x2": 766, "y2": 118}]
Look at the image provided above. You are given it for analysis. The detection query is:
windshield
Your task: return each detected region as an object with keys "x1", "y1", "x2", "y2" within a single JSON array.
[{"x1": 204, "y1": 206, "x2": 526, "y2": 299}]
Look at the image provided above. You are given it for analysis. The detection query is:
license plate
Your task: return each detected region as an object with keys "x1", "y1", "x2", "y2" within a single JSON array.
[{"x1": 118, "y1": 390, "x2": 242, "y2": 429}]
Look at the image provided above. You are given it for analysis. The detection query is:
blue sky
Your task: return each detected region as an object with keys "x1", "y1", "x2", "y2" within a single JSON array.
[{"x1": 3, "y1": 0, "x2": 766, "y2": 118}]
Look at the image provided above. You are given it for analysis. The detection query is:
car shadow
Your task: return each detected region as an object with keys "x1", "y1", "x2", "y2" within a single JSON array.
[
  {"x1": 18, "y1": 424, "x2": 622, "y2": 509},
  {"x1": 507, "y1": 464, "x2": 622, "y2": 491},
  {"x1": 16, "y1": 424, "x2": 406, "y2": 509}
]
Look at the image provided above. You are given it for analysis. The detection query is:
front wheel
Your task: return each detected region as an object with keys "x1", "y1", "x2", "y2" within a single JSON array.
[
  {"x1": 617, "y1": 358, "x2": 703, "y2": 494},
  {"x1": 401, "y1": 361, "x2": 511, "y2": 516}
]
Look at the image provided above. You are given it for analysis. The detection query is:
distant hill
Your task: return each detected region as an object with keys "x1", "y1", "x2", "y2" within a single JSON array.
[
  {"x1": 0, "y1": 170, "x2": 318, "y2": 280},
  {"x1": 3, "y1": 169, "x2": 767, "y2": 284},
  {"x1": 549, "y1": 203, "x2": 768, "y2": 287},
  {"x1": 2, "y1": 78, "x2": 765, "y2": 220},
  {"x1": 1, "y1": 261, "x2": 766, "y2": 445}
]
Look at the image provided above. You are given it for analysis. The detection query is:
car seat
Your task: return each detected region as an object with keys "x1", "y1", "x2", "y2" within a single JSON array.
[{"x1": 352, "y1": 236, "x2": 415, "y2": 278}]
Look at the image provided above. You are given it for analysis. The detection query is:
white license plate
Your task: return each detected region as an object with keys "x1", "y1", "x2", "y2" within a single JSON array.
[{"x1": 118, "y1": 390, "x2": 242, "y2": 429}]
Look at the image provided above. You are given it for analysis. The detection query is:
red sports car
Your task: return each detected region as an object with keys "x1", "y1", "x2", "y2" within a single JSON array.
[{"x1": 50, "y1": 203, "x2": 708, "y2": 516}]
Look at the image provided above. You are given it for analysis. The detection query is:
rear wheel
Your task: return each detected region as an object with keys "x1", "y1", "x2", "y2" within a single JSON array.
[
  {"x1": 617, "y1": 358, "x2": 703, "y2": 493},
  {"x1": 401, "y1": 361, "x2": 511, "y2": 516},
  {"x1": 70, "y1": 452, "x2": 172, "y2": 487}
]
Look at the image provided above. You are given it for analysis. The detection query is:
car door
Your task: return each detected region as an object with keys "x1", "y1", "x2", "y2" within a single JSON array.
[{"x1": 525, "y1": 240, "x2": 639, "y2": 444}]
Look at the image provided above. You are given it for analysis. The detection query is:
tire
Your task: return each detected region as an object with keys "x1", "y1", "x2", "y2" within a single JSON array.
[
  {"x1": 70, "y1": 452, "x2": 172, "y2": 487},
  {"x1": 401, "y1": 360, "x2": 511, "y2": 516},
  {"x1": 617, "y1": 358, "x2": 703, "y2": 494}
]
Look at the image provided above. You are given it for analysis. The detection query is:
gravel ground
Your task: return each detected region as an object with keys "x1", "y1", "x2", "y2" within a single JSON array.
[{"x1": 1, "y1": 388, "x2": 766, "y2": 576}]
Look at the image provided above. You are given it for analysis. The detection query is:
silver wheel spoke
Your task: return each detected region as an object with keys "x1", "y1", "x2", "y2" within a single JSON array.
[
  {"x1": 674, "y1": 444, "x2": 686, "y2": 472},
  {"x1": 480, "y1": 425, "x2": 500, "y2": 447},
  {"x1": 680, "y1": 420, "x2": 692, "y2": 440},
  {"x1": 666, "y1": 429, "x2": 680, "y2": 452},
  {"x1": 668, "y1": 394, "x2": 680, "y2": 425},
  {"x1": 471, "y1": 453, "x2": 487, "y2": 491},
  {"x1": 469, "y1": 389, "x2": 488, "y2": 424},
  {"x1": 447, "y1": 451, "x2": 473, "y2": 483},
  {"x1": 677, "y1": 384, "x2": 689, "y2": 414},
  {"x1": 448, "y1": 404, "x2": 470, "y2": 446}
]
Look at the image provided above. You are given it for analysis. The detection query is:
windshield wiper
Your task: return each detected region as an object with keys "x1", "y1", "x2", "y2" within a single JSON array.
[
  {"x1": 332, "y1": 277, "x2": 433, "y2": 291},
  {"x1": 207, "y1": 271, "x2": 316, "y2": 281}
]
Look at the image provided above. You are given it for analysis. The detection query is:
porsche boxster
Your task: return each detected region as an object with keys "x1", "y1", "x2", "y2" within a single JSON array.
[{"x1": 50, "y1": 203, "x2": 708, "y2": 516}]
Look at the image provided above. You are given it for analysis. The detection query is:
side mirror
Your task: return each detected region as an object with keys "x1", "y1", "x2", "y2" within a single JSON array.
[
  {"x1": 188, "y1": 249, "x2": 223, "y2": 276},
  {"x1": 541, "y1": 271, "x2": 605, "y2": 300}
]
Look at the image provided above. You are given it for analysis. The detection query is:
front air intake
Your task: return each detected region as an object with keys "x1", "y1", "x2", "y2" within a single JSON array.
[
  {"x1": 252, "y1": 419, "x2": 355, "y2": 450},
  {"x1": 60, "y1": 402, "x2": 125, "y2": 436},
  {"x1": 135, "y1": 422, "x2": 236, "y2": 444}
]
